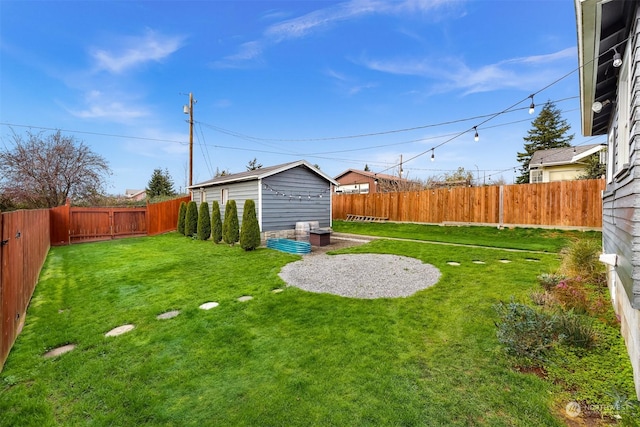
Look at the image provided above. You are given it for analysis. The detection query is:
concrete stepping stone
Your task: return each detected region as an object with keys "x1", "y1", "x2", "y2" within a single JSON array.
[
  {"x1": 157, "y1": 310, "x2": 180, "y2": 320},
  {"x1": 199, "y1": 302, "x2": 219, "y2": 310},
  {"x1": 472, "y1": 260, "x2": 486, "y2": 264},
  {"x1": 499, "y1": 259, "x2": 512, "y2": 263},
  {"x1": 105, "y1": 324, "x2": 135, "y2": 337},
  {"x1": 44, "y1": 344, "x2": 76, "y2": 358},
  {"x1": 525, "y1": 258, "x2": 540, "y2": 262},
  {"x1": 237, "y1": 295, "x2": 253, "y2": 302},
  {"x1": 447, "y1": 261, "x2": 460, "y2": 266},
  {"x1": 272, "y1": 288, "x2": 284, "y2": 293}
]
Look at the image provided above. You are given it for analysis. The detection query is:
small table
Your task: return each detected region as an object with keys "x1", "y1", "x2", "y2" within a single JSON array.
[{"x1": 309, "y1": 230, "x2": 331, "y2": 246}]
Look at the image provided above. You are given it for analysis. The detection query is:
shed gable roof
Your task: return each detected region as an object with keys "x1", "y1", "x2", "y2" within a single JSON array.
[{"x1": 189, "y1": 160, "x2": 338, "y2": 188}]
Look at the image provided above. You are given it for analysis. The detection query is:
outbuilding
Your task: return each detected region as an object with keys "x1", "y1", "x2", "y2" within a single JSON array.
[{"x1": 188, "y1": 160, "x2": 338, "y2": 238}]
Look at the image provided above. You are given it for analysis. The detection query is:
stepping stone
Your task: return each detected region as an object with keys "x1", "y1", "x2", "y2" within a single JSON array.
[
  {"x1": 199, "y1": 302, "x2": 219, "y2": 310},
  {"x1": 447, "y1": 261, "x2": 461, "y2": 266},
  {"x1": 499, "y1": 259, "x2": 512, "y2": 263},
  {"x1": 272, "y1": 288, "x2": 284, "y2": 293},
  {"x1": 525, "y1": 258, "x2": 540, "y2": 262},
  {"x1": 237, "y1": 296, "x2": 253, "y2": 302},
  {"x1": 157, "y1": 310, "x2": 180, "y2": 320},
  {"x1": 105, "y1": 324, "x2": 135, "y2": 337},
  {"x1": 472, "y1": 261, "x2": 485, "y2": 264},
  {"x1": 44, "y1": 344, "x2": 76, "y2": 358}
]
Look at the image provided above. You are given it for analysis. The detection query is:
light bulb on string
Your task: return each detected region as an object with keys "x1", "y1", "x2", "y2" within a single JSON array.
[
  {"x1": 473, "y1": 127, "x2": 479, "y2": 142},
  {"x1": 430, "y1": 149, "x2": 435, "y2": 162},
  {"x1": 528, "y1": 95, "x2": 535, "y2": 114}
]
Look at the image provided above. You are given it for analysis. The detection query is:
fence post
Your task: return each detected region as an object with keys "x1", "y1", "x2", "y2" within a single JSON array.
[{"x1": 499, "y1": 185, "x2": 504, "y2": 228}]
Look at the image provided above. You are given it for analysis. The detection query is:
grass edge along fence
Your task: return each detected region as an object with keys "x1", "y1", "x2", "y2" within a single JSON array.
[
  {"x1": 332, "y1": 179, "x2": 605, "y2": 229},
  {"x1": 0, "y1": 195, "x2": 189, "y2": 372}
]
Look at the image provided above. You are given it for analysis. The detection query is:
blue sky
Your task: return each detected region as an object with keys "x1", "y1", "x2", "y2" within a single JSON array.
[{"x1": 0, "y1": 0, "x2": 602, "y2": 194}]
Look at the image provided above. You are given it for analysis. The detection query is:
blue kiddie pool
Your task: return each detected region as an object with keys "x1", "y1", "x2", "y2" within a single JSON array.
[{"x1": 266, "y1": 238, "x2": 311, "y2": 255}]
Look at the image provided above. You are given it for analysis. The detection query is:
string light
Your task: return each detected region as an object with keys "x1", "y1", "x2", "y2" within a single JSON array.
[
  {"x1": 262, "y1": 183, "x2": 330, "y2": 200},
  {"x1": 612, "y1": 47, "x2": 622, "y2": 68},
  {"x1": 431, "y1": 149, "x2": 435, "y2": 162},
  {"x1": 473, "y1": 127, "x2": 479, "y2": 142},
  {"x1": 528, "y1": 95, "x2": 535, "y2": 114}
]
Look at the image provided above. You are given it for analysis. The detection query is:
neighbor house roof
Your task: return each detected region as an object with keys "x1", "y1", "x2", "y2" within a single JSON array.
[
  {"x1": 188, "y1": 160, "x2": 338, "y2": 189},
  {"x1": 125, "y1": 189, "x2": 146, "y2": 199},
  {"x1": 529, "y1": 144, "x2": 605, "y2": 169},
  {"x1": 334, "y1": 169, "x2": 407, "y2": 182}
]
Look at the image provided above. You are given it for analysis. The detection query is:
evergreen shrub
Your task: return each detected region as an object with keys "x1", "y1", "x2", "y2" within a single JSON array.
[
  {"x1": 197, "y1": 201, "x2": 211, "y2": 240},
  {"x1": 211, "y1": 200, "x2": 222, "y2": 244},
  {"x1": 185, "y1": 201, "x2": 198, "y2": 237},
  {"x1": 177, "y1": 201, "x2": 187, "y2": 235},
  {"x1": 240, "y1": 199, "x2": 261, "y2": 251},
  {"x1": 222, "y1": 200, "x2": 239, "y2": 245}
]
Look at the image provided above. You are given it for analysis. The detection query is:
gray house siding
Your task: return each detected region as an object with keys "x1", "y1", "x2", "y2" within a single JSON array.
[
  {"x1": 602, "y1": 12, "x2": 640, "y2": 308},
  {"x1": 577, "y1": 0, "x2": 640, "y2": 399},
  {"x1": 261, "y1": 166, "x2": 332, "y2": 232}
]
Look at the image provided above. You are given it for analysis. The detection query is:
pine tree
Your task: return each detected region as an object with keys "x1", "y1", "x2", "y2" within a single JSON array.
[
  {"x1": 146, "y1": 168, "x2": 176, "y2": 198},
  {"x1": 222, "y1": 200, "x2": 239, "y2": 245},
  {"x1": 197, "y1": 201, "x2": 211, "y2": 240},
  {"x1": 516, "y1": 101, "x2": 574, "y2": 183},
  {"x1": 211, "y1": 200, "x2": 222, "y2": 243},
  {"x1": 185, "y1": 201, "x2": 198, "y2": 237},
  {"x1": 240, "y1": 199, "x2": 261, "y2": 251},
  {"x1": 177, "y1": 201, "x2": 187, "y2": 235}
]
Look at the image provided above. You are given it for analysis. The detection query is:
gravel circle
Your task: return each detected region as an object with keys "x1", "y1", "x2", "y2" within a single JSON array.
[{"x1": 279, "y1": 254, "x2": 441, "y2": 299}]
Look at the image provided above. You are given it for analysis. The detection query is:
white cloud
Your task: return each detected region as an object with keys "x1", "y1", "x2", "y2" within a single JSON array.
[
  {"x1": 91, "y1": 29, "x2": 185, "y2": 74},
  {"x1": 358, "y1": 47, "x2": 576, "y2": 95},
  {"x1": 219, "y1": 0, "x2": 459, "y2": 67},
  {"x1": 66, "y1": 90, "x2": 149, "y2": 121}
]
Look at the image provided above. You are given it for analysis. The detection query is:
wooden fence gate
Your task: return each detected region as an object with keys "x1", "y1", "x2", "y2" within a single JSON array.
[{"x1": 68, "y1": 207, "x2": 147, "y2": 244}]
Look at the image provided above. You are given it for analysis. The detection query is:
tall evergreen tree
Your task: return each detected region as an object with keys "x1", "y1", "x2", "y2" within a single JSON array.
[
  {"x1": 516, "y1": 101, "x2": 574, "y2": 183},
  {"x1": 146, "y1": 168, "x2": 176, "y2": 198},
  {"x1": 197, "y1": 201, "x2": 211, "y2": 240},
  {"x1": 185, "y1": 201, "x2": 198, "y2": 237},
  {"x1": 211, "y1": 200, "x2": 222, "y2": 243},
  {"x1": 222, "y1": 200, "x2": 239, "y2": 245},
  {"x1": 240, "y1": 199, "x2": 261, "y2": 251}
]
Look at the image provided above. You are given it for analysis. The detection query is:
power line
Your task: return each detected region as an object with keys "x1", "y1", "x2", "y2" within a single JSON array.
[{"x1": 0, "y1": 122, "x2": 187, "y2": 145}]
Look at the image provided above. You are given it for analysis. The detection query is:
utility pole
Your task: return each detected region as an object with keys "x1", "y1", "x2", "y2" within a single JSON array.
[{"x1": 183, "y1": 93, "x2": 194, "y2": 188}]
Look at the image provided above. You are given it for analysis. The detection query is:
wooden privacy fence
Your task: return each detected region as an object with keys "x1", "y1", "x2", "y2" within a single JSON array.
[
  {"x1": 0, "y1": 209, "x2": 50, "y2": 372},
  {"x1": 333, "y1": 179, "x2": 606, "y2": 229},
  {"x1": 0, "y1": 195, "x2": 190, "y2": 371},
  {"x1": 50, "y1": 196, "x2": 190, "y2": 245}
]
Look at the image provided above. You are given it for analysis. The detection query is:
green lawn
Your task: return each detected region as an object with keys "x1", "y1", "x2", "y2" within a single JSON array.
[
  {"x1": 0, "y1": 230, "x2": 628, "y2": 426},
  {"x1": 332, "y1": 220, "x2": 601, "y2": 252}
]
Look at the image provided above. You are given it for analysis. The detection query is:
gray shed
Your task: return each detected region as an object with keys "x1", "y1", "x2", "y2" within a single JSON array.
[{"x1": 188, "y1": 160, "x2": 338, "y2": 234}]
